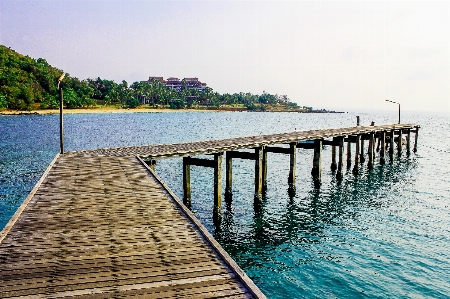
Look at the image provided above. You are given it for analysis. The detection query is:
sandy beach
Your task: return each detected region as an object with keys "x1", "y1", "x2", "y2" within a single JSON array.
[{"x1": 0, "y1": 107, "x2": 222, "y2": 115}]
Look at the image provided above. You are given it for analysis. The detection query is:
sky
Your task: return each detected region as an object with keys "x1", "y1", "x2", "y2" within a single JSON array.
[{"x1": 1, "y1": 0, "x2": 449, "y2": 112}]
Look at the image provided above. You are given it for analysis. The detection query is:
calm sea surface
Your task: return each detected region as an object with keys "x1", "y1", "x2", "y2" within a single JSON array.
[{"x1": 1, "y1": 111, "x2": 449, "y2": 298}]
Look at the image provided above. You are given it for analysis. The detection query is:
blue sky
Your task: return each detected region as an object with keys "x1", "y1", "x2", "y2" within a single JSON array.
[{"x1": 1, "y1": 1, "x2": 449, "y2": 112}]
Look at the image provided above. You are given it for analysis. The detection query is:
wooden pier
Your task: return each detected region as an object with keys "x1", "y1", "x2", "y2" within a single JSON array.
[
  {"x1": 0, "y1": 155, "x2": 265, "y2": 298},
  {"x1": 0, "y1": 123, "x2": 419, "y2": 298}
]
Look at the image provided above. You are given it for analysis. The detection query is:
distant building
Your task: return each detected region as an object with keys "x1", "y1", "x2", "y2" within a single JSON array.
[
  {"x1": 165, "y1": 77, "x2": 182, "y2": 92},
  {"x1": 147, "y1": 76, "x2": 207, "y2": 92},
  {"x1": 147, "y1": 76, "x2": 165, "y2": 83}
]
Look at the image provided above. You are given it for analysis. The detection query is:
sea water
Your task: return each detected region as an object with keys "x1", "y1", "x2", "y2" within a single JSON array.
[{"x1": 1, "y1": 111, "x2": 449, "y2": 298}]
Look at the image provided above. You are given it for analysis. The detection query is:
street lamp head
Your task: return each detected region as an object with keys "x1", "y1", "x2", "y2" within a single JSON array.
[
  {"x1": 57, "y1": 72, "x2": 65, "y2": 90},
  {"x1": 386, "y1": 99, "x2": 399, "y2": 105},
  {"x1": 385, "y1": 99, "x2": 401, "y2": 124}
]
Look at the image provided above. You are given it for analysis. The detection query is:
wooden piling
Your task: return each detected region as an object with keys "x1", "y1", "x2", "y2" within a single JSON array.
[
  {"x1": 288, "y1": 142, "x2": 297, "y2": 185},
  {"x1": 406, "y1": 128, "x2": 411, "y2": 156},
  {"x1": 213, "y1": 153, "x2": 223, "y2": 218},
  {"x1": 368, "y1": 132, "x2": 374, "y2": 169},
  {"x1": 373, "y1": 135, "x2": 377, "y2": 158},
  {"x1": 413, "y1": 126, "x2": 419, "y2": 152},
  {"x1": 360, "y1": 136, "x2": 366, "y2": 163},
  {"x1": 262, "y1": 149, "x2": 268, "y2": 191},
  {"x1": 225, "y1": 152, "x2": 233, "y2": 196},
  {"x1": 311, "y1": 139, "x2": 322, "y2": 184},
  {"x1": 331, "y1": 143, "x2": 337, "y2": 171},
  {"x1": 150, "y1": 159, "x2": 156, "y2": 171},
  {"x1": 183, "y1": 157, "x2": 191, "y2": 208},
  {"x1": 145, "y1": 159, "x2": 156, "y2": 171},
  {"x1": 398, "y1": 129, "x2": 403, "y2": 156},
  {"x1": 380, "y1": 131, "x2": 386, "y2": 164},
  {"x1": 353, "y1": 135, "x2": 360, "y2": 174},
  {"x1": 255, "y1": 147, "x2": 263, "y2": 198},
  {"x1": 347, "y1": 139, "x2": 352, "y2": 168},
  {"x1": 337, "y1": 137, "x2": 344, "y2": 178},
  {"x1": 389, "y1": 129, "x2": 395, "y2": 161}
]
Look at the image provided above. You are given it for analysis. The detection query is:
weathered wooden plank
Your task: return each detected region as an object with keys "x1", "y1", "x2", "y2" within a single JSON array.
[
  {"x1": 0, "y1": 155, "x2": 265, "y2": 299},
  {"x1": 73, "y1": 124, "x2": 419, "y2": 158}
]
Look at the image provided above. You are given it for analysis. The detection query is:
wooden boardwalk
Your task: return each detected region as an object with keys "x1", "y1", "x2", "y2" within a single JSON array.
[
  {"x1": 0, "y1": 155, "x2": 264, "y2": 298},
  {"x1": 0, "y1": 124, "x2": 419, "y2": 298},
  {"x1": 73, "y1": 124, "x2": 418, "y2": 158}
]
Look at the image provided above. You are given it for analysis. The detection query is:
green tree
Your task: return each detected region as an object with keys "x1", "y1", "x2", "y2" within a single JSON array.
[
  {"x1": 0, "y1": 92, "x2": 8, "y2": 108},
  {"x1": 169, "y1": 99, "x2": 185, "y2": 109},
  {"x1": 125, "y1": 97, "x2": 140, "y2": 108},
  {"x1": 63, "y1": 87, "x2": 79, "y2": 108}
]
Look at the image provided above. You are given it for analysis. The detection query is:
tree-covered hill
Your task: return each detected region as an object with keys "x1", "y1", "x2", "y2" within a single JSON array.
[
  {"x1": 0, "y1": 45, "x2": 95, "y2": 110},
  {"x1": 0, "y1": 45, "x2": 303, "y2": 111}
]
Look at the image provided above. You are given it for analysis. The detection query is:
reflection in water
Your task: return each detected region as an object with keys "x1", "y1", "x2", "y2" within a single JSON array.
[{"x1": 213, "y1": 155, "x2": 420, "y2": 289}]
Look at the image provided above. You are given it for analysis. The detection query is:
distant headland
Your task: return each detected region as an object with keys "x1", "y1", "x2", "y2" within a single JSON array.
[{"x1": 0, "y1": 45, "x2": 342, "y2": 113}]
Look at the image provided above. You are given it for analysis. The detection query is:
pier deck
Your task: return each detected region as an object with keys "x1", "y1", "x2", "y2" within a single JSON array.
[
  {"x1": 72, "y1": 124, "x2": 418, "y2": 158},
  {"x1": 0, "y1": 155, "x2": 263, "y2": 298},
  {"x1": 0, "y1": 124, "x2": 419, "y2": 298}
]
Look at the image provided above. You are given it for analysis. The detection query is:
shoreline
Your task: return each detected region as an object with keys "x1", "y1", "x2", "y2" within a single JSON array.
[
  {"x1": 0, "y1": 107, "x2": 346, "y2": 115},
  {"x1": 0, "y1": 107, "x2": 223, "y2": 115}
]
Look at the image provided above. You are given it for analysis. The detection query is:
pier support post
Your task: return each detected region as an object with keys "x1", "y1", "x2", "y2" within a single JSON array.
[
  {"x1": 353, "y1": 135, "x2": 360, "y2": 174},
  {"x1": 311, "y1": 139, "x2": 322, "y2": 185},
  {"x1": 360, "y1": 136, "x2": 366, "y2": 163},
  {"x1": 406, "y1": 129, "x2": 411, "y2": 156},
  {"x1": 346, "y1": 139, "x2": 352, "y2": 168},
  {"x1": 255, "y1": 147, "x2": 263, "y2": 201},
  {"x1": 183, "y1": 154, "x2": 223, "y2": 219},
  {"x1": 373, "y1": 135, "x2": 377, "y2": 158},
  {"x1": 226, "y1": 149, "x2": 266, "y2": 201},
  {"x1": 331, "y1": 143, "x2": 337, "y2": 171},
  {"x1": 183, "y1": 157, "x2": 191, "y2": 209},
  {"x1": 213, "y1": 153, "x2": 223, "y2": 221},
  {"x1": 380, "y1": 131, "x2": 386, "y2": 165},
  {"x1": 262, "y1": 149, "x2": 268, "y2": 191},
  {"x1": 337, "y1": 137, "x2": 344, "y2": 179},
  {"x1": 225, "y1": 153, "x2": 233, "y2": 198},
  {"x1": 288, "y1": 142, "x2": 297, "y2": 185},
  {"x1": 288, "y1": 142, "x2": 297, "y2": 196},
  {"x1": 413, "y1": 126, "x2": 419, "y2": 152},
  {"x1": 145, "y1": 159, "x2": 156, "y2": 171},
  {"x1": 368, "y1": 132, "x2": 374, "y2": 169},
  {"x1": 398, "y1": 129, "x2": 403, "y2": 157},
  {"x1": 389, "y1": 129, "x2": 395, "y2": 162}
]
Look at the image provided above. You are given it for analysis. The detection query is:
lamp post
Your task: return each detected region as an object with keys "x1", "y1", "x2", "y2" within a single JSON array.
[
  {"x1": 58, "y1": 73, "x2": 65, "y2": 154},
  {"x1": 385, "y1": 99, "x2": 400, "y2": 124}
]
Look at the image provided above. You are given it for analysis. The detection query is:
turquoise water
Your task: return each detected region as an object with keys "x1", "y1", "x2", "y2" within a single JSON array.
[{"x1": 1, "y1": 111, "x2": 449, "y2": 298}]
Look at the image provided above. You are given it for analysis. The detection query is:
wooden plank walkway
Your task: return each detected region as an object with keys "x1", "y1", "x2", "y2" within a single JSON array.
[
  {"x1": 0, "y1": 124, "x2": 419, "y2": 298},
  {"x1": 72, "y1": 124, "x2": 418, "y2": 158},
  {"x1": 0, "y1": 155, "x2": 265, "y2": 298}
]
